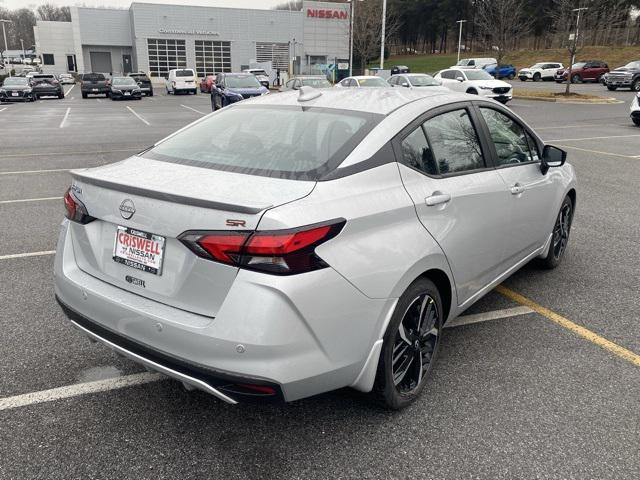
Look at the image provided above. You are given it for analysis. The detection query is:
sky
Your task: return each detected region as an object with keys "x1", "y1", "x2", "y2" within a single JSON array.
[{"x1": 0, "y1": 0, "x2": 288, "y2": 11}]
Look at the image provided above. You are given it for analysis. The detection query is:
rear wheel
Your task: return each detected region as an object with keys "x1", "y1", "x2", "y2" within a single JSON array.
[
  {"x1": 373, "y1": 278, "x2": 443, "y2": 410},
  {"x1": 607, "y1": 86, "x2": 617, "y2": 91},
  {"x1": 632, "y1": 79, "x2": 640, "y2": 92},
  {"x1": 540, "y1": 196, "x2": 573, "y2": 269},
  {"x1": 82, "y1": 92, "x2": 87, "y2": 99},
  {"x1": 633, "y1": 118, "x2": 640, "y2": 126},
  {"x1": 533, "y1": 72, "x2": 541, "y2": 82},
  {"x1": 571, "y1": 74, "x2": 582, "y2": 84},
  {"x1": 508, "y1": 73, "x2": 515, "y2": 80}
]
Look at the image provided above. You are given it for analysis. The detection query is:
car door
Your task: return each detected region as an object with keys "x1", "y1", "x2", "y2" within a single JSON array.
[
  {"x1": 394, "y1": 103, "x2": 511, "y2": 305},
  {"x1": 475, "y1": 104, "x2": 558, "y2": 269}
]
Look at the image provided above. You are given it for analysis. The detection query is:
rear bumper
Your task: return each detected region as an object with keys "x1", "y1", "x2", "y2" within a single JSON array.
[
  {"x1": 82, "y1": 87, "x2": 110, "y2": 94},
  {"x1": 54, "y1": 220, "x2": 392, "y2": 402}
]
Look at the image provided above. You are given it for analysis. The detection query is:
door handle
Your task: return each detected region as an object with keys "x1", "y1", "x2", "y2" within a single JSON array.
[
  {"x1": 425, "y1": 193, "x2": 451, "y2": 206},
  {"x1": 510, "y1": 183, "x2": 524, "y2": 195}
]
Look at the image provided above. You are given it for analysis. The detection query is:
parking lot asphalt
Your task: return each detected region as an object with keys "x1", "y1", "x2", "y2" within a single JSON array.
[{"x1": 1, "y1": 84, "x2": 639, "y2": 480}]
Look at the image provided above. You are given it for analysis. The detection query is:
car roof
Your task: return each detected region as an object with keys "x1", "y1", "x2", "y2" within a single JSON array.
[
  {"x1": 350, "y1": 76, "x2": 382, "y2": 80},
  {"x1": 239, "y1": 88, "x2": 465, "y2": 116},
  {"x1": 294, "y1": 75, "x2": 326, "y2": 79},
  {"x1": 404, "y1": 73, "x2": 433, "y2": 77}
]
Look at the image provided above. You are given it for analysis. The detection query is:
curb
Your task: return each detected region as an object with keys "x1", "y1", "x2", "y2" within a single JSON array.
[{"x1": 513, "y1": 94, "x2": 623, "y2": 105}]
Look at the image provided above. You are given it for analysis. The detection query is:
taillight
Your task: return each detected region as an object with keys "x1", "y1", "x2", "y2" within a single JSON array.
[
  {"x1": 178, "y1": 219, "x2": 345, "y2": 275},
  {"x1": 63, "y1": 188, "x2": 95, "y2": 224}
]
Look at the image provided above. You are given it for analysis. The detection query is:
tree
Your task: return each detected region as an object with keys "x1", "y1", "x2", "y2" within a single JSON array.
[
  {"x1": 36, "y1": 4, "x2": 72, "y2": 22},
  {"x1": 474, "y1": 0, "x2": 532, "y2": 67},
  {"x1": 352, "y1": 0, "x2": 401, "y2": 71}
]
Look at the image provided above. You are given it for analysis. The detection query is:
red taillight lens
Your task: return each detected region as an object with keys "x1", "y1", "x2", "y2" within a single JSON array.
[
  {"x1": 63, "y1": 188, "x2": 95, "y2": 224},
  {"x1": 179, "y1": 220, "x2": 345, "y2": 275}
]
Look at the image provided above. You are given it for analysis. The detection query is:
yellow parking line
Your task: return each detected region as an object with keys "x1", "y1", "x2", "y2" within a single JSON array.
[
  {"x1": 496, "y1": 285, "x2": 640, "y2": 367},
  {"x1": 557, "y1": 144, "x2": 639, "y2": 160}
]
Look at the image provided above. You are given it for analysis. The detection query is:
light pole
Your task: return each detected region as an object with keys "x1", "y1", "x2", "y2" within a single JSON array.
[
  {"x1": 0, "y1": 19, "x2": 11, "y2": 75},
  {"x1": 456, "y1": 20, "x2": 467, "y2": 64},
  {"x1": 348, "y1": 0, "x2": 354, "y2": 76},
  {"x1": 379, "y1": 0, "x2": 387, "y2": 69}
]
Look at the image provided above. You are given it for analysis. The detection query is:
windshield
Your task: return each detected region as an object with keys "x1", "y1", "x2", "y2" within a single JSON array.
[
  {"x1": 226, "y1": 75, "x2": 261, "y2": 88},
  {"x1": 358, "y1": 77, "x2": 389, "y2": 87},
  {"x1": 112, "y1": 77, "x2": 137, "y2": 86},
  {"x1": 3, "y1": 78, "x2": 28, "y2": 86},
  {"x1": 464, "y1": 70, "x2": 493, "y2": 80},
  {"x1": 83, "y1": 74, "x2": 105, "y2": 81},
  {"x1": 530, "y1": 63, "x2": 545, "y2": 69},
  {"x1": 130, "y1": 74, "x2": 148, "y2": 81},
  {"x1": 175, "y1": 70, "x2": 194, "y2": 77},
  {"x1": 409, "y1": 75, "x2": 440, "y2": 86},
  {"x1": 144, "y1": 105, "x2": 381, "y2": 180},
  {"x1": 572, "y1": 63, "x2": 586, "y2": 69},
  {"x1": 622, "y1": 61, "x2": 640, "y2": 69},
  {"x1": 301, "y1": 78, "x2": 332, "y2": 88}
]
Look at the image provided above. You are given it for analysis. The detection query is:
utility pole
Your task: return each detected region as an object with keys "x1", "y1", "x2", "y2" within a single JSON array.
[
  {"x1": 348, "y1": 0, "x2": 355, "y2": 76},
  {"x1": 0, "y1": 19, "x2": 11, "y2": 75},
  {"x1": 379, "y1": 0, "x2": 387, "y2": 69},
  {"x1": 565, "y1": 7, "x2": 588, "y2": 95},
  {"x1": 456, "y1": 20, "x2": 467, "y2": 64}
]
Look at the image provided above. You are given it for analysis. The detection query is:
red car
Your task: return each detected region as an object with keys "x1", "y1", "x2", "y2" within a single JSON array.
[
  {"x1": 199, "y1": 75, "x2": 216, "y2": 93},
  {"x1": 554, "y1": 60, "x2": 609, "y2": 84}
]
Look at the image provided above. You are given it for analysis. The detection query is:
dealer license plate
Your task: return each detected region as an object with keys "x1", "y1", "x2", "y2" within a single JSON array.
[
  {"x1": 113, "y1": 226, "x2": 165, "y2": 275},
  {"x1": 92, "y1": 88, "x2": 98, "y2": 92},
  {"x1": 11, "y1": 92, "x2": 19, "y2": 97},
  {"x1": 124, "y1": 91, "x2": 131, "y2": 96}
]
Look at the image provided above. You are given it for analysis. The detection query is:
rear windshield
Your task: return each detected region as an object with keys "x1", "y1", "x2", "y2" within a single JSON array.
[
  {"x1": 358, "y1": 77, "x2": 388, "y2": 87},
  {"x1": 301, "y1": 78, "x2": 332, "y2": 88},
  {"x1": 130, "y1": 74, "x2": 148, "y2": 81},
  {"x1": 144, "y1": 105, "x2": 381, "y2": 180},
  {"x1": 83, "y1": 74, "x2": 105, "y2": 81},
  {"x1": 409, "y1": 75, "x2": 440, "y2": 86},
  {"x1": 175, "y1": 70, "x2": 194, "y2": 77}
]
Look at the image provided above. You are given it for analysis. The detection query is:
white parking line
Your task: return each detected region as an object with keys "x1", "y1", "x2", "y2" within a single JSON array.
[
  {"x1": 0, "y1": 250, "x2": 56, "y2": 261},
  {"x1": 64, "y1": 84, "x2": 75, "y2": 96},
  {"x1": 0, "y1": 372, "x2": 164, "y2": 412},
  {"x1": 535, "y1": 123, "x2": 611, "y2": 130},
  {"x1": 446, "y1": 306, "x2": 534, "y2": 328},
  {"x1": 0, "y1": 196, "x2": 61, "y2": 205},
  {"x1": 0, "y1": 168, "x2": 70, "y2": 175},
  {"x1": 96, "y1": 98, "x2": 102, "y2": 103},
  {"x1": 126, "y1": 105, "x2": 150, "y2": 126},
  {"x1": 59, "y1": 107, "x2": 71, "y2": 128},
  {"x1": 0, "y1": 107, "x2": 7, "y2": 113},
  {"x1": 0, "y1": 147, "x2": 141, "y2": 159},
  {"x1": 557, "y1": 144, "x2": 639, "y2": 160},
  {"x1": 181, "y1": 104, "x2": 206, "y2": 115},
  {"x1": 551, "y1": 133, "x2": 640, "y2": 142}
]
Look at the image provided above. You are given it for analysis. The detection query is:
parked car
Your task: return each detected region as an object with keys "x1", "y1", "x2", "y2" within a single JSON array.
[
  {"x1": 484, "y1": 64, "x2": 516, "y2": 80},
  {"x1": 335, "y1": 76, "x2": 390, "y2": 88},
  {"x1": 110, "y1": 76, "x2": 143, "y2": 100},
  {"x1": 388, "y1": 73, "x2": 446, "y2": 90},
  {"x1": 166, "y1": 68, "x2": 197, "y2": 95},
  {"x1": 518, "y1": 63, "x2": 563, "y2": 82},
  {"x1": 453, "y1": 58, "x2": 497, "y2": 70},
  {"x1": 279, "y1": 75, "x2": 332, "y2": 91},
  {"x1": 81, "y1": 73, "x2": 110, "y2": 98},
  {"x1": 603, "y1": 61, "x2": 640, "y2": 91},
  {"x1": 58, "y1": 73, "x2": 76, "y2": 85},
  {"x1": 631, "y1": 93, "x2": 640, "y2": 126},
  {"x1": 55, "y1": 88, "x2": 576, "y2": 409},
  {"x1": 390, "y1": 65, "x2": 410, "y2": 75},
  {"x1": 554, "y1": 61, "x2": 609, "y2": 84},
  {"x1": 434, "y1": 68, "x2": 512, "y2": 104},
  {"x1": 0, "y1": 76, "x2": 36, "y2": 102},
  {"x1": 210, "y1": 72, "x2": 269, "y2": 111},
  {"x1": 242, "y1": 68, "x2": 270, "y2": 89},
  {"x1": 199, "y1": 75, "x2": 216, "y2": 93},
  {"x1": 30, "y1": 73, "x2": 64, "y2": 99},
  {"x1": 128, "y1": 72, "x2": 153, "y2": 96}
]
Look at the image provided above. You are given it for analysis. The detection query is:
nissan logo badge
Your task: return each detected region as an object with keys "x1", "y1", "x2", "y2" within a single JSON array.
[{"x1": 119, "y1": 199, "x2": 136, "y2": 219}]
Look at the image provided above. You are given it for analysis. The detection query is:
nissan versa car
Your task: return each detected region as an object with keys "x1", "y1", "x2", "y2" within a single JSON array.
[
  {"x1": 55, "y1": 88, "x2": 576, "y2": 409},
  {"x1": 109, "y1": 77, "x2": 143, "y2": 100}
]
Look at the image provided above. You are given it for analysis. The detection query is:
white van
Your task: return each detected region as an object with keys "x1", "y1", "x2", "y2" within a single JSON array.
[
  {"x1": 452, "y1": 58, "x2": 497, "y2": 70},
  {"x1": 166, "y1": 68, "x2": 197, "y2": 95}
]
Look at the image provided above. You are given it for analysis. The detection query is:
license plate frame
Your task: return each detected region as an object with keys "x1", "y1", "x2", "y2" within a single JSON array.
[
  {"x1": 11, "y1": 92, "x2": 19, "y2": 97},
  {"x1": 113, "y1": 226, "x2": 166, "y2": 275}
]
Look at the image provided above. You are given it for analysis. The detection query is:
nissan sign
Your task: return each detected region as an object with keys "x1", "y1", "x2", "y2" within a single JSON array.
[{"x1": 307, "y1": 9, "x2": 348, "y2": 20}]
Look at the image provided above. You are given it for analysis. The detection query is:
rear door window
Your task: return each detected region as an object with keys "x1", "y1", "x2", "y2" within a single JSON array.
[{"x1": 400, "y1": 127, "x2": 438, "y2": 175}]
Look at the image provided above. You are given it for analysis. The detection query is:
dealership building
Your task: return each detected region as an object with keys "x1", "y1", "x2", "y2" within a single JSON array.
[{"x1": 33, "y1": 1, "x2": 350, "y2": 79}]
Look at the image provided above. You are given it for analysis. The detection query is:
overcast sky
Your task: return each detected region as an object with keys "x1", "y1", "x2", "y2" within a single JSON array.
[{"x1": 0, "y1": 0, "x2": 288, "y2": 11}]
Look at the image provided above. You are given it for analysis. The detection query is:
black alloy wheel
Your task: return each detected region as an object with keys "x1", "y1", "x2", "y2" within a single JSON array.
[{"x1": 540, "y1": 196, "x2": 573, "y2": 269}]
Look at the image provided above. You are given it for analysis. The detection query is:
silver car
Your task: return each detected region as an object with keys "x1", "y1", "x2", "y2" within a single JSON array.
[{"x1": 55, "y1": 87, "x2": 577, "y2": 409}]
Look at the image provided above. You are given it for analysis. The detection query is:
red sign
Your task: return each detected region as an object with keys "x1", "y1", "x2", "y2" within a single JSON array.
[{"x1": 307, "y1": 9, "x2": 348, "y2": 20}]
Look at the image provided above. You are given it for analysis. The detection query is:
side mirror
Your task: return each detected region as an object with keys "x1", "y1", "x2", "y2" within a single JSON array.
[
  {"x1": 541, "y1": 145, "x2": 566, "y2": 174},
  {"x1": 456, "y1": 76, "x2": 465, "y2": 82}
]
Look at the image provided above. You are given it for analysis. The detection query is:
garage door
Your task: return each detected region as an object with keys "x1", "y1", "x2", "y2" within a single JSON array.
[{"x1": 90, "y1": 52, "x2": 112, "y2": 73}]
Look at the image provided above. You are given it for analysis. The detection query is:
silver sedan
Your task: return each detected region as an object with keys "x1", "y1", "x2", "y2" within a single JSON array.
[{"x1": 55, "y1": 87, "x2": 576, "y2": 409}]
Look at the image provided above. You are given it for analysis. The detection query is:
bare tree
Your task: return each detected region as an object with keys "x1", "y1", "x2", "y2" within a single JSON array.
[
  {"x1": 475, "y1": 0, "x2": 533, "y2": 67},
  {"x1": 36, "y1": 4, "x2": 72, "y2": 22},
  {"x1": 352, "y1": 1, "x2": 401, "y2": 72}
]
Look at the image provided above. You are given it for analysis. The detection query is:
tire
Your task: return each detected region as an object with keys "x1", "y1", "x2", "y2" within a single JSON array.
[
  {"x1": 466, "y1": 88, "x2": 478, "y2": 95},
  {"x1": 519, "y1": 77, "x2": 527, "y2": 82},
  {"x1": 149, "y1": 90, "x2": 154, "y2": 97},
  {"x1": 533, "y1": 73, "x2": 541, "y2": 82},
  {"x1": 539, "y1": 196, "x2": 573, "y2": 269},
  {"x1": 58, "y1": 93, "x2": 64, "y2": 99},
  {"x1": 373, "y1": 277, "x2": 443, "y2": 410},
  {"x1": 633, "y1": 118, "x2": 640, "y2": 126},
  {"x1": 508, "y1": 73, "x2": 515, "y2": 80},
  {"x1": 555, "y1": 80, "x2": 563, "y2": 84},
  {"x1": 82, "y1": 92, "x2": 87, "y2": 99},
  {"x1": 632, "y1": 79, "x2": 640, "y2": 92},
  {"x1": 571, "y1": 74, "x2": 582, "y2": 84},
  {"x1": 607, "y1": 86, "x2": 617, "y2": 91},
  {"x1": 193, "y1": 89, "x2": 197, "y2": 95}
]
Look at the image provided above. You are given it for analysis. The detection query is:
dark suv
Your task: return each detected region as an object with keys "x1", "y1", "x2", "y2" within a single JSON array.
[
  {"x1": 604, "y1": 61, "x2": 640, "y2": 91},
  {"x1": 554, "y1": 61, "x2": 609, "y2": 84},
  {"x1": 211, "y1": 73, "x2": 268, "y2": 111},
  {"x1": 81, "y1": 73, "x2": 110, "y2": 98},
  {"x1": 128, "y1": 72, "x2": 153, "y2": 96}
]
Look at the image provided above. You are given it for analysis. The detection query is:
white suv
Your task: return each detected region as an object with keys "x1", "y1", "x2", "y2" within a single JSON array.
[
  {"x1": 434, "y1": 68, "x2": 512, "y2": 104},
  {"x1": 518, "y1": 63, "x2": 563, "y2": 82}
]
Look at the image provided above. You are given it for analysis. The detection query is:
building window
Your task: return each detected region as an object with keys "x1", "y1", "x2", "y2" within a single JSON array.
[
  {"x1": 256, "y1": 42, "x2": 289, "y2": 70},
  {"x1": 42, "y1": 54, "x2": 55, "y2": 65},
  {"x1": 194, "y1": 40, "x2": 231, "y2": 78},
  {"x1": 147, "y1": 39, "x2": 186, "y2": 78}
]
